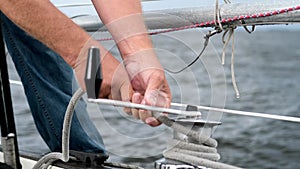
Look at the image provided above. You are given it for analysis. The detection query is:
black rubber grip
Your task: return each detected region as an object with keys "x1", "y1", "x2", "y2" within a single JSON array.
[{"x1": 84, "y1": 47, "x2": 102, "y2": 99}]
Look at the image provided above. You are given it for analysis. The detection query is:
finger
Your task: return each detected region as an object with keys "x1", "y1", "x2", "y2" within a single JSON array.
[
  {"x1": 111, "y1": 63, "x2": 131, "y2": 100},
  {"x1": 123, "y1": 107, "x2": 132, "y2": 115},
  {"x1": 131, "y1": 93, "x2": 143, "y2": 119},
  {"x1": 139, "y1": 109, "x2": 151, "y2": 123},
  {"x1": 145, "y1": 117, "x2": 161, "y2": 127},
  {"x1": 119, "y1": 80, "x2": 133, "y2": 102},
  {"x1": 98, "y1": 82, "x2": 111, "y2": 99},
  {"x1": 144, "y1": 88, "x2": 170, "y2": 108},
  {"x1": 139, "y1": 99, "x2": 161, "y2": 126},
  {"x1": 132, "y1": 108, "x2": 139, "y2": 119},
  {"x1": 143, "y1": 74, "x2": 171, "y2": 108},
  {"x1": 119, "y1": 79, "x2": 134, "y2": 115}
]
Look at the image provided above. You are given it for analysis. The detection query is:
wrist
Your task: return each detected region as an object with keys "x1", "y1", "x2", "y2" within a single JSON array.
[
  {"x1": 123, "y1": 49, "x2": 163, "y2": 80},
  {"x1": 118, "y1": 34, "x2": 153, "y2": 59}
]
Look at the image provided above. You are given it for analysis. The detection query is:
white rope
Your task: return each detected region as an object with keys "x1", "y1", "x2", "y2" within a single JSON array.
[
  {"x1": 221, "y1": 29, "x2": 233, "y2": 65},
  {"x1": 153, "y1": 112, "x2": 218, "y2": 147},
  {"x1": 215, "y1": 0, "x2": 222, "y2": 30},
  {"x1": 152, "y1": 112, "x2": 242, "y2": 169},
  {"x1": 221, "y1": 27, "x2": 240, "y2": 98},
  {"x1": 62, "y1": 88, "x2": 85, "y2": 162},
  {"x1": 164, "y1": 151, "x2": 242, "y2": 169},
  {"x1": 230, "y1": 29, "x2": 240, "y2": 98},
  {"x1": 32, "y1": 89, "x2": 84, "y2": 168},
  {"x1": 215, "y1": 0, "x2": 232, "y2": 31},
  {"x1": 32, "y1": 89, "x2": 300, "y2": 168},
  {"x1": 215, "y1": 0, "x2": 226, "y2": 31},
  {"x1": 8, "y1": 80, "x2": 22, "y2": 86},
  {"x1": 88, "y1": 98, "x2": 201, "y2": 117},
  {"x1": 33, "y1": 89, "x2": 146, "y2": 169},
  {"x1": 214, "y1": 0, "x2": 241, "y2": 99},
  {"x1": 88, "y1": 99, "x2": 300, "y2": 123},
  {"x1": 171, "y1": 103, "x2": 300, "y2": 123},
  {"x1": 32, "y1": 153, "x2": 62, "y2": 169}
]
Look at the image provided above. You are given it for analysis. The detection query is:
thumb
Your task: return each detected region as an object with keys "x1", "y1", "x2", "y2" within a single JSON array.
[
  {"x1": 111, "y1": 63, "x2": 133, "y2": 101},
  {"x1": 119, "y1": 80, "x2": 133, "y2": 102},
  {"x1": 144, "y1": 77, "x2": 169, "y2": 108},
  {"x1": 136, "y1": 93, "x2": 161, "y2": 127},
  {"x1": 120, "y1": 81, "x2": 134, "y2": 115}
]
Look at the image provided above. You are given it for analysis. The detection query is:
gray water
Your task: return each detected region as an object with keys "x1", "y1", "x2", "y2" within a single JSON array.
[{"x1": 5, "y1": 26, "x2": 300, "y2": 169}]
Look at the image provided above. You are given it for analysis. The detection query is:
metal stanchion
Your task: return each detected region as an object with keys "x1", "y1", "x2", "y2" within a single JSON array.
[{"x1": 0, "y1": 20, "x2": 22, "y2": 169}]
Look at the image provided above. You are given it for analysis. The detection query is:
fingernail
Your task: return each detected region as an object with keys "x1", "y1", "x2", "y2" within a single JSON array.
[
  {"x1": 133, "y1": 93, "x2": 143, "y2": 103},
  {"x1": 123, "y1": 107, "x2": 132, "y2": 115},
  {"x1": 132, "y1": 96, "x2": 137, "y2": 103},
  {"x1": 145, "y1": 117, "x2": 158, "y2": 127},
  {"x1": 141, "y1": 99, "x2": 146, "y2": 105}
]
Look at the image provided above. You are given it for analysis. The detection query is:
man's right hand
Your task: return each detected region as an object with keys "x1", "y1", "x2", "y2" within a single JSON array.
[{"x1": 74, "y1": 41, "x2": 133, "y2": 103}]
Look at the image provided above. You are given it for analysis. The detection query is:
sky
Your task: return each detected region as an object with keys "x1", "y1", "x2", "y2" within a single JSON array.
[{"x1": 51, "y1": 0, "x2": 207, "y2": 17}]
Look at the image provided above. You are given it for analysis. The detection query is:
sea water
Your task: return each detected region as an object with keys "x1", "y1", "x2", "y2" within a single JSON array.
[{"x1": 6, "y1": 26, "x2": 300, "y2": 169}]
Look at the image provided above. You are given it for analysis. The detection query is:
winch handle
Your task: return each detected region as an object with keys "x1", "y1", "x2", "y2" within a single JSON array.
[{"x1": 84, "y1": 47, "x2": 102, "y2": 99}]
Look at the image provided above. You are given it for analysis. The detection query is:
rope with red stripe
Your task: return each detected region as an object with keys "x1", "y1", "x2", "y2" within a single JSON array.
[
  {"x1": 97, "y1": 4, "x2": 300, "y2": 98},
  {"x1": 97, "y1": 5, "x2": 300, "y2": 41}
]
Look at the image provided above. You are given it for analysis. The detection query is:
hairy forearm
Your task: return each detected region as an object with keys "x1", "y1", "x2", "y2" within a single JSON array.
[
  {"x1": 0, "y1": 0, "x2": 90, "y2": 67},
  {"x1": 92, "y1": 0, "x2": 154, "y2": 59}
]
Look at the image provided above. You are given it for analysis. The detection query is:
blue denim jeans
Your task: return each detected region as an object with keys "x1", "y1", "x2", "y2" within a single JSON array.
[{"x1": 0, "y1": 13, "x2": 107, "y2": 155}]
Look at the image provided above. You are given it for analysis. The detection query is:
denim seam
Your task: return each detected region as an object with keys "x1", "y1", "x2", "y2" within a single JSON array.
[{"x1": 2, "y1": 22, "x2": 61, "y2": 144}]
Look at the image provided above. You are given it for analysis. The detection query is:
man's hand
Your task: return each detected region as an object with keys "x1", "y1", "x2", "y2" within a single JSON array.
[
  {"x1": 131, "y1": 70, "x2": 171, "y2": 127},
  {"x1": 74, "y1": 42, "x2": 133, "y2": 102},
  {"x1": 92, "y1": 0, "x2": 172, "y2": 126},
  {"x1": 124, "y1": 49, "x2": 171, "y2": 127}
]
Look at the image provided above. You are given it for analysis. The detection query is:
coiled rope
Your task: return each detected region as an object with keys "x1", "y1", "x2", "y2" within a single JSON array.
[
  {"x1": 152, "y1": 112, "x2": 242, "y2": 169},
  {"x1": 89, "y1": 98, "x2": 300, "y2": 168},
  {"x1": 32, "y1": 88, "x2": 300, "y2": 168},
  {"x1": 32, "y1": 87, "x2": 240, "y2": 169}
]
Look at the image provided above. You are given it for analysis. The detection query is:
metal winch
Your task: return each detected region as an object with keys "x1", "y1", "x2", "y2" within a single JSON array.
[{"x1": 155, "y1": 105, "x2": 221, "y2": 169}]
